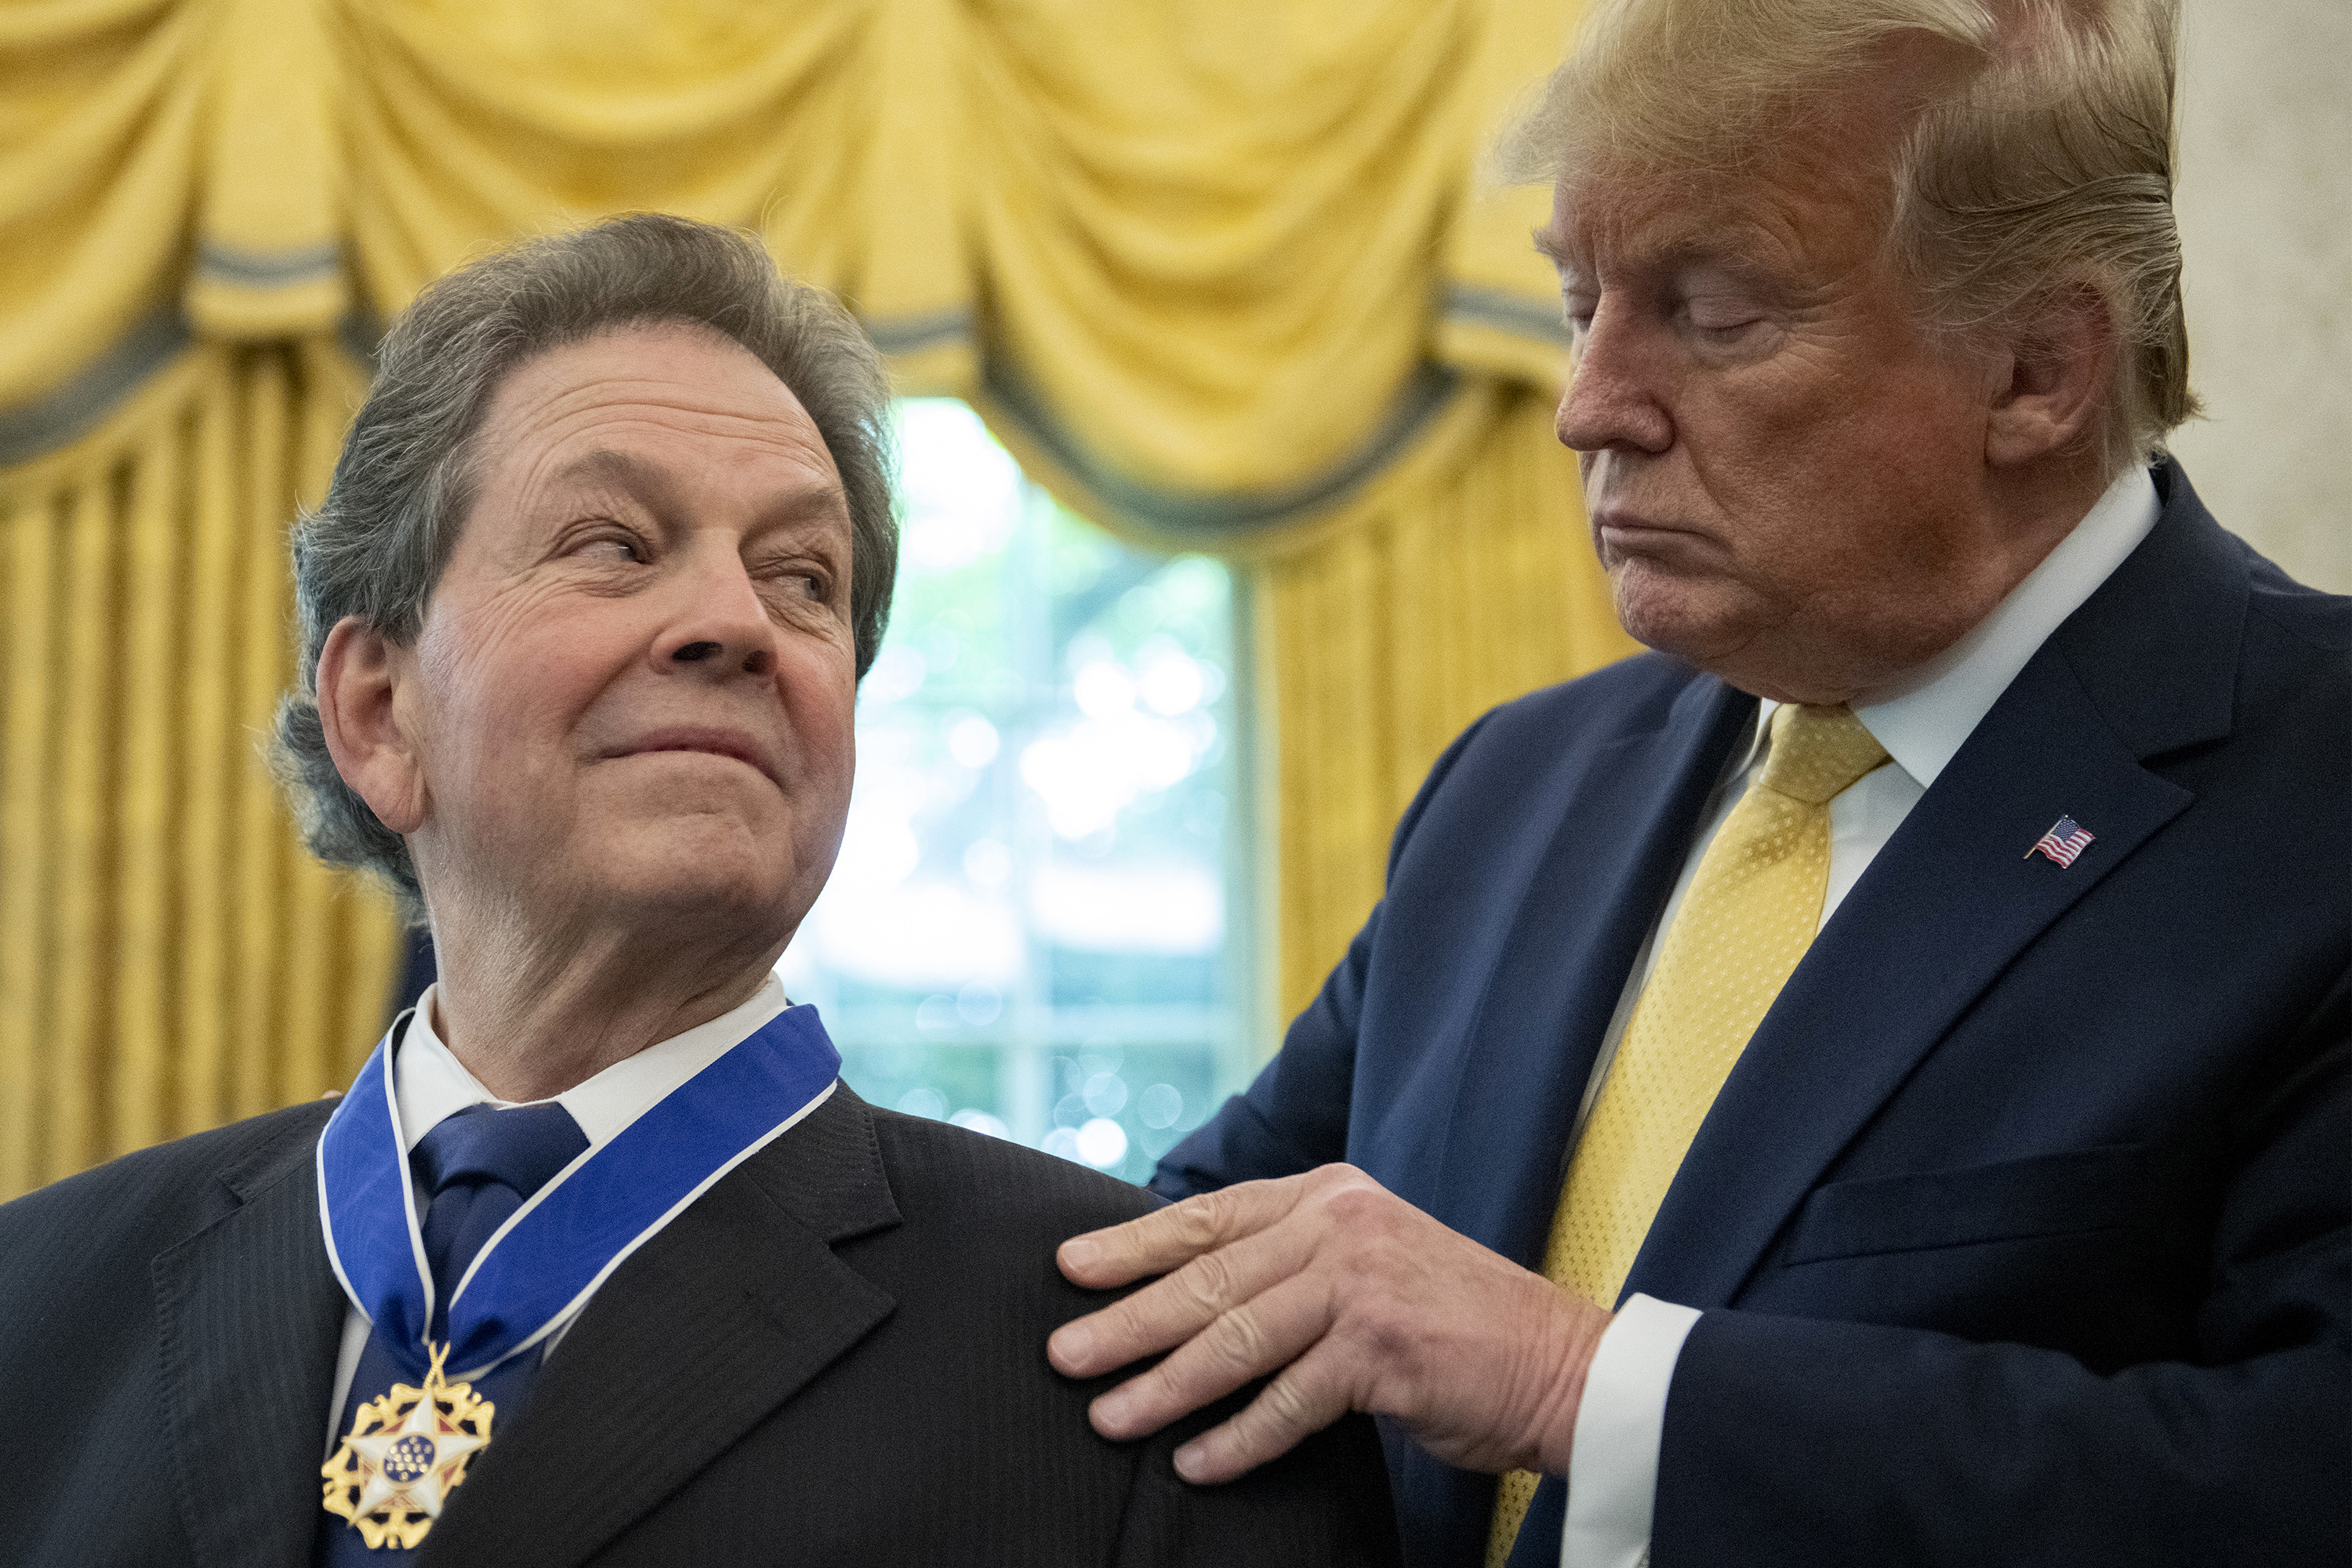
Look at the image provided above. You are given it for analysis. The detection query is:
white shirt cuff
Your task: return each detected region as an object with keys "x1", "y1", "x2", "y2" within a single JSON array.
[{"x1": 1562, "y1": 1294, "x2": 1701, "y2": 1568}]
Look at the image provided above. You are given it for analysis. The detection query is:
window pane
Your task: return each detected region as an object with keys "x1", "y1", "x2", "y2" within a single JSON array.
[{"x1": 778, "y1": 398, "x2": 1254, "y2": 1184}]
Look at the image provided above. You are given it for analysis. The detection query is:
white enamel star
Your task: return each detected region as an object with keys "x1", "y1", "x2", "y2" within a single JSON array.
[
  {"x1": 343, "y1": 1382, "x2": 489, "y2": 1523},
  {"x1": 322, "y1": 1345, "x2": 496, "y2": 1548}
]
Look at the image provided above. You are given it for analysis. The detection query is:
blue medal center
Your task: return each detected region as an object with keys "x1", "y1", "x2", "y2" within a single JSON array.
[{"x1": 382, "y1": 1433, "x2": 438, "y2": 1483}]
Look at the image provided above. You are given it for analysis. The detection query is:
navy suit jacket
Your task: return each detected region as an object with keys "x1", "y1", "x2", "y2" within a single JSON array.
[{"x1": 1154, "y1": 462, "x2": 2350, "y2": 1567}]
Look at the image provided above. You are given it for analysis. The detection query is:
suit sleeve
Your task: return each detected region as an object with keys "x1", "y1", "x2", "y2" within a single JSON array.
[
  {"x1": 1150, "y1": 714, "x2": 1501, "y2": 1201},
  {"x1": 1651, "y1": 968, "x2": 2352, "y2": 1567},
  {"x1": 1110, "y1": 1395, "x2": 1403, "y2": 1568}
]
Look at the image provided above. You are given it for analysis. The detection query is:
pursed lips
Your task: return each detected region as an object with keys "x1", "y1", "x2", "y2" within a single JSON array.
[
  {"x1": 1592, "y1": 509, "x2": 1715, "y2": 562},
  {"x1": 604, "y1": 727, "x2": 780, "y2": 787}
]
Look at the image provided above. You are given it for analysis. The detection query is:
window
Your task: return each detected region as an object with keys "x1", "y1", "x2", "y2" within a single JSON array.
[{"x1": 776, "y1": 400, "x2": 1258, "y2": 1183}]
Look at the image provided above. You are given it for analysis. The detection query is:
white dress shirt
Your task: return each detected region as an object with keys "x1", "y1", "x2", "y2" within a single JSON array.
[
  {"x1": 322, "y1": 972, "x2": 793, "y2": 1455},
  {"x1": 1558, "y1": 466, "x2": 2161, "y2": 1566}
]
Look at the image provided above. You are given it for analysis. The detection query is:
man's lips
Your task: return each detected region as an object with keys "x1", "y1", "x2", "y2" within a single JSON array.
[
  {"x1": 604, "y1": 727, "x2": 779, "y2": 786},
  {"x1": 1592, "y1": 508, "x2": 1697, "y2": 537},
  {"x1": 1592, "y1": 510, "x2": 1712, "y2": 558}
]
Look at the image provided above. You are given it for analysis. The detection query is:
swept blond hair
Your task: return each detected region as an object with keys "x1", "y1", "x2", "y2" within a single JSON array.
[{"x1": 1501, "y1": 0, "x2": 2196, "y2": 474}]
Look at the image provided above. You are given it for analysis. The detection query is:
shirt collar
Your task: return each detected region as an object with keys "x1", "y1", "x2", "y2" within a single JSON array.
[
  {"x1": 393, "y1": 972, "x2": 791, "y2": 1152},
  {"x1": 1746, "y1": 464, "x2": 2160, "y2": 788}
]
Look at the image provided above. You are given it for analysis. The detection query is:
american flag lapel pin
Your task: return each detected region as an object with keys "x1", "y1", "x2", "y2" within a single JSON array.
[{"x1": 2026, "y1": 815, "x2": 2096, "y2": 866}]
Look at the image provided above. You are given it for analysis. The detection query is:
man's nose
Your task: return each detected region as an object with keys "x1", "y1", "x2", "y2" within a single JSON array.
[
  {"x1": 1554, "y1": 307, "x2": 1672, "y2": 456},
  {"x1": 654, "y1": 554, "x2": 776, "y2": 679}
]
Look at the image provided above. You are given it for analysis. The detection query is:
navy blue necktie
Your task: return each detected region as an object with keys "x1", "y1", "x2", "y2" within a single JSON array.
[{"x1": 318, "y1": 1102, "x2": 588, "y2": 1565}]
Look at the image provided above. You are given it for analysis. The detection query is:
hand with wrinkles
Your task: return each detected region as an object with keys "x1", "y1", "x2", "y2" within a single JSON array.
[{"x1": 1047, "y1": 1163, "x2": 1614, "y2": 1484}]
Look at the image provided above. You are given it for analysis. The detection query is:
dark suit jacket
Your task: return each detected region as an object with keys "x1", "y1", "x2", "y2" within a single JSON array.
[
  {"x1": 0, "y1": 1081, "x2": 1400, "y2": 1566},
  {"x1": 1153, "y1": 461, "x2": 2350, "y2": 1567}
]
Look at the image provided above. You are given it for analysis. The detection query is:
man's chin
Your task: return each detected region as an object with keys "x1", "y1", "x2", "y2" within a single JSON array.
[
  {"x1": 1609, "y1": 569, "x2": 1758, "y2": 670},
  {"x1": 582, "y1": 837, "x2": 802, "y2": 941}
]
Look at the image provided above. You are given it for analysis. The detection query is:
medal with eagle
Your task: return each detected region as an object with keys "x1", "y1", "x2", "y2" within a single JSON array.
[{"x1": 321, "y1": 1341, "x2": 494, "y2": 1548}]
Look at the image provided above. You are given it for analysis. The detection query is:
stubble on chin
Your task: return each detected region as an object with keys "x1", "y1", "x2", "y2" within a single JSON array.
[{"x1": 1607, "y1": 557, "x2": 1754, "y2": 668}]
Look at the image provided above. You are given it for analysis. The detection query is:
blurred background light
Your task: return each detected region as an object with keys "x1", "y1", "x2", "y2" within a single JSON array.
[{"x1": 776, "y1": 398, "x2": 1257, "y2": 1183}]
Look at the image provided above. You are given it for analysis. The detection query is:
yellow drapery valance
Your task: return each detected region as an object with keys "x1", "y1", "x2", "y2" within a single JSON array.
[
  {"x1": 5, "y1": 0, "x2": 1581, "y2": 468},
  {"x1": 0, "y1": 0, "x2": 1635, "y2": 1197}
]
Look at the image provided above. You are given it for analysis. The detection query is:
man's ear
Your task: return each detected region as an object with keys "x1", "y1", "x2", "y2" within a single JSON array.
[
  {"x1": 1984, "y1": 280, "x2": 2118, "y2": 469},
  {"x1": 315, "y1": 616, "x2": 426, "y2": 836}
]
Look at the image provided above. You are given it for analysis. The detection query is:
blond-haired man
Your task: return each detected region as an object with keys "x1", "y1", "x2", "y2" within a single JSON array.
[{"x1": 1046, "y1": 2, "x2": 2350, "y2": 1564}]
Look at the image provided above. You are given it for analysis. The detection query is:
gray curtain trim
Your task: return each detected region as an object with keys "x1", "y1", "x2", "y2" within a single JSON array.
[
  {"x1": 339, "y1": 308, "x2": 386, "y2": 374},
  {"x1": 196, "y1": 239, "x2": 343, "y2": 289},
  {"x1": 322, "y1": 304, "x2": 971, "y2": 368},
  {"x1": 982, "y1": 354, "x2": 1460, "y2": 540},
  {"x1": 0, "y1": 306, "x2": 193, "y2": 469},
  {"x1": 0, "y1": 294, "x2": 1488, "y2": 539},
  {"x1": 1441, "y1": 283, "x2": 1570, "y2": 348},
  {"x1": 862, "y1": 307, "x2": 974, "y2": 359}
]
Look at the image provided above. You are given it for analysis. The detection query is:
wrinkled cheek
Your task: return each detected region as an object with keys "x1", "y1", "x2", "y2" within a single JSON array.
[
  {"x1": 799, "y1": 739, "x2": 856, "y2": 872},
  {"x1": 424, "y1": 687, "x2": 578, "y2": 858},
  {"x1": 789, "y1": 668, "x2": 858, "y2": 787},
  {"x1": 442, "y1": 716, "x2": 556, "y2": 830},
  {"x1": 782, "y1": 695, "x2": 857, "y2": 883}
]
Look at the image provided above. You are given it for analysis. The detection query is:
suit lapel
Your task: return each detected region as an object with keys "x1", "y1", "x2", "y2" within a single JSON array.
[
  {"x1": 1428, "y1": 672, "x2": 1754, "y2": 1271},
  {"x1": 420, "y1": 1086, "x2": 902, "y2": 1568},
  {"x1": 1396, "y1": 673, "x2": 1750, "y2": 1568},
  {"x1": 1625, "y1": 464, "x2": 2243, "y2": 1311},
  {"x1": 152, "y1": 1103, "x2": 347, "y2": 1568}
]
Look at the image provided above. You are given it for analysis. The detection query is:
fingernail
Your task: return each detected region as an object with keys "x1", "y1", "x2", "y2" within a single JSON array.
[
  {"x1": 1094, "y1": 1389, "x2": 1134, "y2": 1433},
  {"x1": 1062, "y1": 1238, "x2": 1099, "y2": 1272},
  {"x1": 1173, "y1": 1442, "x2": 1207, "y2": 1482},
  {"x1": 1053, "y1": 1323, "x2": 1093, "y2": 1367}
]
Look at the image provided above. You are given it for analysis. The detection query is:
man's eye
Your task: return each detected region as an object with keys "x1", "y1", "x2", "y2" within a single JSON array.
[
  {"x1": 575, "y1": 531, "x2": 644, "y2": 561},
  {"x1": 1686, "y1": 303, "x2": 1762, "y2": 335},
  {"x1": 764, "y1": 567, "x2": 829, "y2": 602}
]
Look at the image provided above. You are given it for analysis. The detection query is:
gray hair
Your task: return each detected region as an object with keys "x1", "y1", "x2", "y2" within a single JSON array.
[
  {"x1": 273, "y1": 212, "x2": 898, "y2": 920},
  {"x1": 1499, "y1": 0, "x2": 2197, "y2": 475}
]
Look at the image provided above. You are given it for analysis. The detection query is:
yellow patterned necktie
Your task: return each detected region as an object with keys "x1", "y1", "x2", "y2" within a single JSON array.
[{"x1": 1486, "y1": 703, "x2": 1889, "y2": 1565}]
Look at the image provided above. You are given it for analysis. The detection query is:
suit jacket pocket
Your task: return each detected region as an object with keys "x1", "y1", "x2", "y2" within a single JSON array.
[{"x1": 1784, "y1": 1143, "x2": 2150, "y2": 1265}]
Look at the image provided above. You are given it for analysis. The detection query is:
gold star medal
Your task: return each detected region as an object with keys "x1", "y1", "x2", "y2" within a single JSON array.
[{"x1": 321, "y1": 1341, "x2": 494, "y2": 1549}]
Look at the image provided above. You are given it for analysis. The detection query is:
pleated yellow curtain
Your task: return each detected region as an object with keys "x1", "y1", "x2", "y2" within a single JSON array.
[
  {"x1": 0, "y1": 339, "x2": 407, "y2": 1196},
  {"x1": 1260, "y1": 388, "x2": 1635, "y2": 1028},
  {"x1": 0, "y1": 0, "x2": 1635, "y2": 1199}
]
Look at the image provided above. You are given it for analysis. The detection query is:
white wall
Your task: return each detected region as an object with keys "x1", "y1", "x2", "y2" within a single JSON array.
[{"x1": 2165, "y1": 0, "x2": 2352, "y2": 593}]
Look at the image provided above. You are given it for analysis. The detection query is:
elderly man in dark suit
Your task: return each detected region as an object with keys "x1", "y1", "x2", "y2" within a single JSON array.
[
  {"x1": 1042, "y1": 2, "x2": 2350, "y2": 1566},
  {"x1": 0, "y1": 213, "x2": 1397, "y2": 1567}
]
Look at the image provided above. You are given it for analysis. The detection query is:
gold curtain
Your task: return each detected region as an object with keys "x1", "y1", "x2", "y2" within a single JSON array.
[
  {"x1": 1260, "y1": 387, "x2": 1635, "y2": 1028},
  {"x1": 0, "y1": 0, "x2": 1633, "y2": 1199},
  {"x1": 0, "y1": 338, "x2": 407, "y2": 1195}
]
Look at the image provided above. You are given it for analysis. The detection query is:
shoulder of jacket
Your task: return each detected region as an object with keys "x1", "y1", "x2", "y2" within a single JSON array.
[
  {"x1": 1472, "y1": 649, "x2": 1701, "y2": 745},
  {"x1": 2241, "y1": 547, "x2": 2352, "y2": 658},
  {"x1": 0, "y1": 1098, "x2": 332, "y2": 1238},
  {"x1": 867, "y1": 1107, "x2": 1160, "y2": 1233}
]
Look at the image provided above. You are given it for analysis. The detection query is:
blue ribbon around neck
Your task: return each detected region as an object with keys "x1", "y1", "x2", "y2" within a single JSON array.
[{"x1": 317, "y1": 1003, "x2": 842, "y2": 1381}]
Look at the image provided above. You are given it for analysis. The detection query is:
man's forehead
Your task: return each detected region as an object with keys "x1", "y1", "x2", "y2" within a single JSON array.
[
  {"x1": 487, "y1": 325, "x2": 821, "y2": 451},
  {"x1": 482, "y1": 332, "x2": 840, "y2": 482},
  {"x1": 1537, "y1": 185, "x2": 1780, "y2": 278},
  {"x1": 1536, "y1": 158, "x2": 1871, "y2": 283}
]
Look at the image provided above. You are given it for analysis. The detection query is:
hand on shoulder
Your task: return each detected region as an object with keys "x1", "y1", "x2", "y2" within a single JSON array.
[{"x1": 1047, "y1": 1163, "x2": 1610, "y2": 1482}]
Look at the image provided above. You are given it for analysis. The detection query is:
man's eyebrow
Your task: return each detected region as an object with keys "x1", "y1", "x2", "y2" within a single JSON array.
[
  {"x1": 548, "y1": 446, "x2": 848, "y2": 524},
  {"x1": 1532, "y1": 224, "x2": 1792, "y2": 296},
  {"x1": 550, "y1": 447, "x2": 675, "y2": 503}
]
